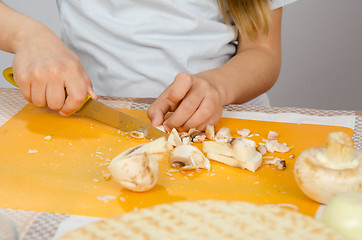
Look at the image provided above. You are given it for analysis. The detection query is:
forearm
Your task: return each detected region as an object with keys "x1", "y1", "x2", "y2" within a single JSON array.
[
  {"x1": 196, "y1": 45, "x2": 281, "y2": 105},
  {"x1": 0, "y1": 1, "x2": 56, "y2": 53},
  {"x1": 195, "y1": 8, "x2": 282, "y2": 105}
]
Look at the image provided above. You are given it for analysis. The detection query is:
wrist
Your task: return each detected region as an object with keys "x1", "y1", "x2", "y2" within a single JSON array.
[{"x1": 12, "y1": 20, "x2": 55, "y2": 53}]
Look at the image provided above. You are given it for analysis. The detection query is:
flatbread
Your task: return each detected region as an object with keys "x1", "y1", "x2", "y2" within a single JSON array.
[{"x1": 58, "y1": 200, "x2": 344, "y2": 240}]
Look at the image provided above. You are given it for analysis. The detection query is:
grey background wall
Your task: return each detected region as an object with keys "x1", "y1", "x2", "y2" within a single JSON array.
[{"x1": 1, "y1": 0, "x2": 361, "y2": 110}]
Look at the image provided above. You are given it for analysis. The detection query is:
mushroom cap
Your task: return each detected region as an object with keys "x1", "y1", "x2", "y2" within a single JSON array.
[{"x1": 294, "y1": 147, "x2": 362, "y2": 204}]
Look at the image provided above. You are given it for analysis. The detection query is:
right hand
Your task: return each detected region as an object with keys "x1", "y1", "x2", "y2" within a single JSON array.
[{"x1": 12, "y1": 28, "x2": 97, "y2": 116}]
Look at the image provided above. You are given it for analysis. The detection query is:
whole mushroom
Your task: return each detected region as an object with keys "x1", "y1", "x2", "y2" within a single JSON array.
[{"x1": 294, "y1": 131, "x2": 362, "y2": 204}]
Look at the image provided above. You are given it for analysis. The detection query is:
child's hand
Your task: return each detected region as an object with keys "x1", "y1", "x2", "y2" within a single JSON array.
[
  {"x1": 12, "y1": 30, "x2": 97, "y2": 116},
  {"x1": 148, "y1": 72, "x2": 224, "y2": 132}
]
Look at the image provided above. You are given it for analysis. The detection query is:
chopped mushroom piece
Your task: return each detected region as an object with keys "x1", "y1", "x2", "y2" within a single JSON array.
[
  {"x1": 237, "y1": 128, "x2": 251, "y2": 138},
  {"x1": 214, "y1": 127, "x2": 232, "y2": 143},
  {"x1": 108, "y1": 137, "x2": 169, "y2": 192},
  {"x1": 169, "y1": 145, "x2": 210, "y2": 171},
  {"x1": 167, "y1": 128, "x2": 183, "y2": 150},
  {"x1": 267, "y1": 131, "x2": 279, "y2": 140},
  {"x1": 263, "y1": 157, "x2": 286, "y2": 170},
  {"x1": 180, "y1": 132, "x2": 192, "y2": 145},
  {"x1": 156, "y1": 125, "x2": 166, "y2": 132},
  {"x1": 263, "y1": 139, "x2": 292, "y2": 153},
  {"x1": 130, "y1": 130, "x2": 145, "y2": 139},
  {"x1": 294, "y1": 131, "x2": 362, "y2": 204},
  {"x1": 44, "y1": 136, "x2": 52, "y2": 141},
  {"x1": 203, "y1": 138, "x2": 262, "y2": 172},
  {"x1": 189, "y1": 129, "x2": 206, "y2": 143},
  {"x1": 205, "y1": 125, "x2": 215, "y2": 140},
  {"x1": 256, "y1": 145, "x2": 267, "y2": 156}
]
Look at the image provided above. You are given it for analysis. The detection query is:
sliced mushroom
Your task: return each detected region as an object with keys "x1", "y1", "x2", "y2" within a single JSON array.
[
  {"x1": 180, "y1": 132, "x2": 192, "y2": 145},
  {"x1": 263, "y1": 157, "x2": 286, "y2": 170},
  {"x1": 108, "y1": 137, "x2": 169, "y2": 192},
  {"x1": 294, "y1": 131, "x2": 362, "y2": 204},
  {"x1": 256, "y1": 145, "x2": 267, "y2": 156},
  {"x1": 156, "y1": 125, "x2": 167, "y2": 133},
  {"x1": 237, "y1": 128, "x2": 250, "y2": 138},
  {"x1": 205, "y1": 125, "x2": 215, "y2": 140},
  {"x1": 263, "y1": 139, "x2": 292, "y2": 153},
  {"x1": 203, "y1": 138, "x2": 262, "y2": 172},
  {"x1": 189, "y1": 129, "x2": 206, "y2": 143},
  {"x1": 169, "y1": 145, "x2": 210, "y2": 171},
  {"x1": 202, "y1": 140, "x2": 234, "y2": 158},
  {"x1": 167, "y1": 128, "x2": 183, "y2": 150},
  {"x1": 267, "y1": 131, "x2": 278, "y2": 140},
  {"x1": 130, "y1": 130, "x2": 145, "y2": 139},
  {"x1": 230, "y1": 138, "x2": 262, "y2": 171},
  {"x1": 214, "y1": 127, "x2": 232, "y2": 143}
]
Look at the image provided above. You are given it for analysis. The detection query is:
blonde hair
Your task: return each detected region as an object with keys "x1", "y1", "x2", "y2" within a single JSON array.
[{"x1": 218, "y1": 0, "x2": 271, "y2": 39}]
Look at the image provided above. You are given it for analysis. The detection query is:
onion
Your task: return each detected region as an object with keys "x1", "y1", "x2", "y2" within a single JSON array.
[{"x1": 322, "y1": 191, "x2": 362, "y2": 240}]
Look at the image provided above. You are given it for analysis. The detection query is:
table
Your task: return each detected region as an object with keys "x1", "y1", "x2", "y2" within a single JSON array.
[{"x1": 0, "y1": 88, "x2": 361, "y2": 240}]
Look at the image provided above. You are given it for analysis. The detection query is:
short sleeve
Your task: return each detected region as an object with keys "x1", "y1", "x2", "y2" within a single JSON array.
[{"x1": 269, "y1": 0, "x2": 298, "y2": 10}]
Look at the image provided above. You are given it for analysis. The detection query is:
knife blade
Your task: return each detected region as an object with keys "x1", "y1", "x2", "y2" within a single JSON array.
[
  {"x1": 2, "y1": 67, "x2": 168, "y2": 139},
  {"x1": 77, "y1": 98, "x2": 168, "y2": 139}
]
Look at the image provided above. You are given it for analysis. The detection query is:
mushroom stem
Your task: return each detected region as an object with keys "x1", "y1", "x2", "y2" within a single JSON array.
[{"x1": 320, "y1": 132, "x2": 358, "y2": 170}]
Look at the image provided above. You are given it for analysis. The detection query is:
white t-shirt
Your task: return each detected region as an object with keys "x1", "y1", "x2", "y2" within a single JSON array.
[{"x1": 56, "y1": 0, "x2": 297, "y2": 105}]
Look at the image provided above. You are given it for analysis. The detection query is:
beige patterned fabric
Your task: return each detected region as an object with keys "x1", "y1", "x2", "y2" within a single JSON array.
[{"x1": 0, "y1": 88, "x2": 361, "y2": 239}]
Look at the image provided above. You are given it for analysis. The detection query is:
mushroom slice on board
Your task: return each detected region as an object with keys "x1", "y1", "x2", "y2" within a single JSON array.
[
  {"x1": 205, "y1": 125, "x2": 215, "y2": 140},
  {"x1": 169, "y1": 145, "x2": 210, "y2": 171},
  {"x1": 188, "y1": 129, "x2": 206, "y2": 143},
  {"x1": 203, "y1": 138, "x2": 262, "y2": 172},
  {"x1": 236, "y1": 128, "x2": 250, "y2": 138},
  {"x1": 294, "y1": 131, "x2": 362, "y2": 204},
  {"x1": 214, "y1": 127, "x2": 232, "y2": 143},
  {"x1": 263, "y1": 139, "x2": 292, "y2": 153},
  {"x1": 263, "y1": 157, "x2": 286, "y2": 170},
  {"x1": 108, "y1": 137, "x2": 169, "y2": 192},
  {"x1": 167, "y1": 128, "x2": 183, "y2": 150}
]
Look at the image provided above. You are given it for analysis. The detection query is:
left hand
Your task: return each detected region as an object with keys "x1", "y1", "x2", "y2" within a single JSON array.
[{"x1": 147, "y1": 72, "x2": 224, "y2": 132}]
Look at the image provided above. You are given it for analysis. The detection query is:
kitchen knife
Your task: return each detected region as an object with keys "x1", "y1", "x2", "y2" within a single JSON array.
[{"x1": 2, "y1": 67, "x2": 168, "y2": 139}]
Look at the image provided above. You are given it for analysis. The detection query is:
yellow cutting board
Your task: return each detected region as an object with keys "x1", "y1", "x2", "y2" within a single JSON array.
[{"x1": 0, "y1": 103, "x2": 354, "y2": 218}]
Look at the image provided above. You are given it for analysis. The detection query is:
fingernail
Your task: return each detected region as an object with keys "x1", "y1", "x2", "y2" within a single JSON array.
[{"x1": 163, "y1": 124, "x2": 171, "y2": 133}]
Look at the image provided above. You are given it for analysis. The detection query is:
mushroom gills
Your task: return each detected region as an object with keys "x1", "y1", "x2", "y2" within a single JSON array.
[{"x1": 169, "y1": 145, "x2": 210, "y2": 171}]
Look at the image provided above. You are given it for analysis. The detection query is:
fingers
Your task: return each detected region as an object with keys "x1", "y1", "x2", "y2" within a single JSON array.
[
  {"x1": 160, "y1": 74, "x2": 223, "y2": 132},
  {"x1": 180, "y1": 97, "x2": 222, "y2": 131},
  {"x1": 45, "y1": 81, "x2": 65, "y2": 111},
  {"x1": 163, "y1": 89, "x2": 204, "y2": 131},
  {"x1": 13, "y1": 70, "x2": 32, "y2": 103},
  {"x1": 166, "y1": 72, "x2": 193, "y2": 109},
  {"x1": 11, "y1": 34, "x2": 95, "y2": 116},
  {"x1": 59, "y1": 75, "x2": 89, "y2": 116},
  {"x1": 13, "y1": 63, "x2": 94, "y2": 116},
  {"x1": 147, "y1": 92, "x2": 171, "y2": 127}
]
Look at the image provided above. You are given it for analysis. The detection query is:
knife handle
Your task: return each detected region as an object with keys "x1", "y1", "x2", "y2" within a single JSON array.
[{"x1": 2, "y1": 67, "x2": 91, "y2": 109}]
